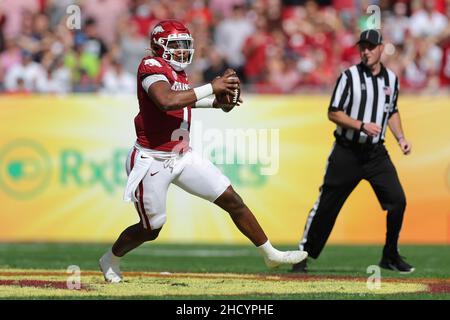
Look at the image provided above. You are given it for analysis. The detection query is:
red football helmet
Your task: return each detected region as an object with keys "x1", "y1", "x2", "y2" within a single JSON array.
[{"x1": 150, "y1": 20, "x2": 194, "y2": 71}]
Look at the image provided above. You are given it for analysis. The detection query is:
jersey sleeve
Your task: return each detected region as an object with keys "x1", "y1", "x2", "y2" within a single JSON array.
[
  {"x1": 138, "y1": 57, "x2": 172, "y2": 92},
  {"x1": 328, "y1": 71, "x2": 351, "y2": 112},
  {"x1": 138, "y1": 58, "x2": 171, "y2": 82}
]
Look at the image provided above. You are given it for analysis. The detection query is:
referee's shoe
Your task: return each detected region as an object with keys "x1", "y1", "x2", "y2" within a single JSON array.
[
  {"x1": 291, "y1": 255, "x2": 415, "y2": 274},
  {"x1": 291, "y1": 258, "x2": 308, "y2": 273},
  {"x1": 379, "y1": 252, "x2": 415, "y2": 274}
]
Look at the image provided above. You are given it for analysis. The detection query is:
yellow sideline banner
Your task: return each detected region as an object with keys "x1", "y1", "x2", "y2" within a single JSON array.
[{"x1": 0, "y1": 94, "x2": 449, "y2": 244}]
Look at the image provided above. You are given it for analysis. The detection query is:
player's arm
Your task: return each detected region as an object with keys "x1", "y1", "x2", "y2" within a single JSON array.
[{"x1": 146, "y1": 76, "x2": 239, "y2": 112}]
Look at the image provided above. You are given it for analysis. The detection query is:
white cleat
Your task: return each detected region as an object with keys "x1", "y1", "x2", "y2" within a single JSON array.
[
  {"x1": 264, "y1": 250, "x2": 308, "y2": 269},
  {"x1": 99, "y1": 253, "x2": 122, "y2": 283}
]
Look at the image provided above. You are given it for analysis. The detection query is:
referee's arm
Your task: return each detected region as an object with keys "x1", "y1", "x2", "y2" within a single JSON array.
[
  {"x1": 328, "y1": 111, "x2": 382, "y2": 137},
  {"x1": 387, "y1": 80, "x2": 412, "y2": 155},
  {"x1": 327, "y1": 72, "x2": 380, "y2": 137}
]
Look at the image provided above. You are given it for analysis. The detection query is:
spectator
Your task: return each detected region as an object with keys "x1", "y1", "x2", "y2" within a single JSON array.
[
  {"x1": 214, "y1": 4, "x2": 254, "y2": 79},
  {"x1": 16, "y1": 11, "x2": 42, "y2": 62},
  {"x1": 83, "y1": 0, "x2": 129, "y2": 45},
  {"x1": 4, "y1": 51, "x2": 46, "y2": 92},
  {"x1": 185, "y1": 0, "x2": 214, "y2": 26},
  {"x1": 75, "y1": 18, "x2": 108, "y2": 59},
  {"x1": 263, "y1": 55, "x2": 301, "y2": 93},
  {"x1": 46, "y1": 0, "x2": 76, "y2": 28},
  {"x1": 202, "y1": 48, "x2": 229, "y2": 83},
  {"x1": 0, "y1": 0, "x2": 39, "y2": 39},
  {"x1": 101, "y1": 59, "x2": 136, "y2": 94},
  {"x1": 116, "y1": 21, "x2": 147, "y2": 75},
  {"x1": 384, "y1": 2, "x2": 410, "y2": 46},
  {"x1": 0, "y1": 9, "x2": 5, "y2": 52},
  {"x1": 410, "y1": 0, "x2": 448, "y2": 38},
  {"x1": 209, "y1": 0, "x2": 246, "y2": 19},
  {"x1": 403, "y1": 37, "x2": 439, "y2": 90},
  {"x1": 0, "y1": 0, "x2": 449, "y2": 94},
  {"x1": 64, "y1": 44, "x2": 100, "y2": 92},
  {"x1": 0, "y1": 39, "x2": 22, "y2": 74},
  {"x1": 336, "y1": 20, "x2": 360, "y2": 68},
  {"x1": 439, "y1": 36, "x2": 450, "y2": 87},
  {"x1": 36, "y1": 56, "x2": 72, "y2": 94},
  {"x1": 242, "y1": 17, "x2": 275, "y2": 83},
  {"x1": 129, "y1": 0, "x2": 154, "y2": 37}
]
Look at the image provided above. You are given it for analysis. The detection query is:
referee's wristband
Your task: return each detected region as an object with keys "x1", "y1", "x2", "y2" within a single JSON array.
[
  {"x1": 193, "y1": 84, "x2": 213, "y2": 101},
  {"x1": 359, "y1": 122, "x2": 365, "y2": 132}
]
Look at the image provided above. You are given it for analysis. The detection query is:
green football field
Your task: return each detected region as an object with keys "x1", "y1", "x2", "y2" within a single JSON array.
[{"x1": 0, "y1": 243, "x2": 449, "y2": 300}]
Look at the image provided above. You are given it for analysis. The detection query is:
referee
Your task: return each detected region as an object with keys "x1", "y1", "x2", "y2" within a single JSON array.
[{"x1": 292, "y1": 30, "x2": 414, "y2": 273}]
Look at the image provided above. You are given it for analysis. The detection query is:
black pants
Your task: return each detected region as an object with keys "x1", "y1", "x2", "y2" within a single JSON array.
[{"x1": 300, "y1": 140, "x2": 406, "y2": 259}]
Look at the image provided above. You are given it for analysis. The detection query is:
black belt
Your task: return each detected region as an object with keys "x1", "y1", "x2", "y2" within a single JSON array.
[{"x1": 335, "y1": 136, "x2": 383, "y2": 151}]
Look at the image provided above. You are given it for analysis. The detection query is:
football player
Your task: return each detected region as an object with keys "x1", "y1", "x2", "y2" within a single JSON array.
[{"x1": 99, "y1": 20, "x2": 307, "y2": 283}]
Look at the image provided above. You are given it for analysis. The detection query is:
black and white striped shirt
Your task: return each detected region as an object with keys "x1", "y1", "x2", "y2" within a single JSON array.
[{"x1": 328, "y1": 62, "x2": 399, "y2": 144}]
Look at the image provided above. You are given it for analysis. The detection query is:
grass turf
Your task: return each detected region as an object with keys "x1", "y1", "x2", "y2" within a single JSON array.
[{"x1": 0, "y1": 243, "x2": 449, "y2": 299}]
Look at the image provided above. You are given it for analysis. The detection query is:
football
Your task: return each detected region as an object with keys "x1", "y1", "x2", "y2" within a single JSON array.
[
  {"x1": 216, "y1": 69, "x2": 241, "y2": 112},
  {"x1": 216, "y1": 82, "x2": 240, "y2": 106}
]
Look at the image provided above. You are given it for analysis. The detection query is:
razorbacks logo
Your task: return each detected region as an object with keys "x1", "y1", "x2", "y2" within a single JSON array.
[
  {"x1": 144, "y1": 59, "x2": 162, "y2": 68},
  {"x1": 152, "y1": 26, "x2": 164, "y2": 35}
]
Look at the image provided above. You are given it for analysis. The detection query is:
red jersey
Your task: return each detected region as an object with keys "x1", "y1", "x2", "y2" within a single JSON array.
[
  {"x1": 440, "y1": 41, "x2": 450, "y2": 86},
  {"x1": 135, "y1": 56, "x2": 192, "y2": 152}
]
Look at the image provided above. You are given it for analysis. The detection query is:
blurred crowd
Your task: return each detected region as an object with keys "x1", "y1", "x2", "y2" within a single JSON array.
[{"x1": 1, "y1": 0, "x2": 450, "y2": 95}]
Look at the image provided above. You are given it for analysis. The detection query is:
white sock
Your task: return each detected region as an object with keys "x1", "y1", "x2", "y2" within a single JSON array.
[
  {"x1": 257, "y1": 240, "x2": 280, "y2": 258},
  {"x1": 106, "y1": 248, "x2": 121, "y2": 262}
]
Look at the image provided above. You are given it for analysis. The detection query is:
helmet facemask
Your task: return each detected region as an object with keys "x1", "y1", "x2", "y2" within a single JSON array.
[{"x1": 156, "y1": 34, "x2": 195, "y2": 71}]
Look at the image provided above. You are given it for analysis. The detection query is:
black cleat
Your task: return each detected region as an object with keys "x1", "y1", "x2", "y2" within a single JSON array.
[
  {"x1": 291, "y1": 258, "x2": 308, "y2": 273},
  {"x1": 379, "y1": 254, "x2": 415, "y2": 274}
]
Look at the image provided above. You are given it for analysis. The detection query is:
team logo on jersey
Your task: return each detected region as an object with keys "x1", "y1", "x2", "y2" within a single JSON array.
[
  {"x1": 383, "y1": 86, "x2": 392, "y2": 95},
  {"x1": 172, "y1": 71, "x2": 178, "y2": 80},
  {"x1": 361, "y1": 83, "x2": 366, "y2": 91},
  {"x1": 152, "y1": 26, "x2": 164, "y2": 35},
  {"x1": 144, "y1": 58, "x2": 162, "y2": 68}
]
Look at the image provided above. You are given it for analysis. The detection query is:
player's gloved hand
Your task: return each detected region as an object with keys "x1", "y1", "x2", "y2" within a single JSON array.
[
  {"x1": 361, "y1": 122, "x2": 381, "y2": 137},
  {"x1": 222, "y1": 68, "x2": 237, "y2": 78},
  {"x1": 398, "y1": 137, "x2": 412, "y2": 155},
  {"x1": 211, "y1": 74, "x2": 239, "y2": 96},
  {"x1": 217, "y1": 97, "x2": 244, "y2": 113}
]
